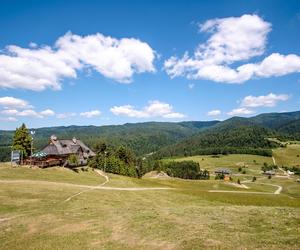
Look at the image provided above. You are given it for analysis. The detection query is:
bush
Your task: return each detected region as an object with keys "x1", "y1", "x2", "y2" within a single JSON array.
[
  {"x1": 215, "y1": 173, "x2": 224, "y2": 180},
  {"x1": 161, "y1": 161, "x2": 209, "y2": 180},
  {"x1": 88, "y1": 144, "x2": 137, "y2": 178},
  {"x1": 68, "y1": 154, "x2": 79, "y2": 166},
  {"x1": 262, "y1": 163, "x2": 277, "y2": 172}
]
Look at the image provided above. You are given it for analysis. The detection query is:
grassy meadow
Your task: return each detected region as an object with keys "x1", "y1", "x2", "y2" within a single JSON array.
[
  {"x1": 0, "y1": 163, "x2": 300, "y2": 249},
  {"x1": 163, "y1": 154, "x2": 273, "y2": 175},
  {"x1": 273, "y1": 143, "x2": 300, "y2": 167}
]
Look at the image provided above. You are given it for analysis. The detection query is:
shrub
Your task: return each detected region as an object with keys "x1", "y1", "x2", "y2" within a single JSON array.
[
  {"x1": 88, "y1": 145, "x2": 137, "y2": 178},
  {"x1": 161, "y1": 161, "x2": 209, "y2": 180},
  {"x1": 68, "y1": 154, "x2": 79, "y2": 166}
]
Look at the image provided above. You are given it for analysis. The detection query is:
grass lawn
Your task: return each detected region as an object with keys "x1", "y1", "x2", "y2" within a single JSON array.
[
  {"x1": 164, "y1": 154, "x2": 273, "y2": 175},
  {"x1": 0, "y1": 163, "x2": 105, "y2": 185},
  {"x1": 0, "y1": 164, "x2": 299, "y2": 249},
  {"x1": 273, "y1": 144, "x2": 300, "y2": 167}
]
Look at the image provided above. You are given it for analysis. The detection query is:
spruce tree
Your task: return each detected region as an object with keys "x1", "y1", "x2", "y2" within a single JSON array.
[{"x1": 12, "y1": 123, "x2": 31, "y2": 157}]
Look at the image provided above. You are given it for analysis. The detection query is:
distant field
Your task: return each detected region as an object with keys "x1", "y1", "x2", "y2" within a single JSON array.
[
  {"x1": 273, "y1": 144, "x2": 300, "y2": 167},
  {"x1": 0, "y1": 164, "x2": 299, "y2": 249},
  {"x1": 164, "y1": 154, "x2": 273, "y2": 175}
]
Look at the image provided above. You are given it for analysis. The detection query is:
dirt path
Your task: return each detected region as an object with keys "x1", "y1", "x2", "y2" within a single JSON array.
[
  {"x1": 95, "y1": 169, "x2": 109, "y2": 186},
  {"x1": 0, "y1": 171, "x2": 173, "y2": 203},
  {"x1": 272, "y1": 156, "x2": 276, "y2": 165},
  {"x1": 208, "y1": 190, "x2": 276, "y2": 195},
  {"x1": 243, "y1": 177, "x2": 283, "y2": 194},
  {"x1": 272, "y1": 152, "x2": 287, "y2": 174},
  {"x1": 210, "y1": 177, "x2": 283, "y2": 195},
  {"x1": 0, "y1": 179, "x2": 173, "y2": 191},
  {"x1": 0, "y1": 169, "x2": 282, "y2": 198}
]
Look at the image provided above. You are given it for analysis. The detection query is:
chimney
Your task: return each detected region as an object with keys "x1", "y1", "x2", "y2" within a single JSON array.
[
  {"x1": 72, "y1": 137, "x2": 77, "y2": 144},
  {"x1": 50, "y1": 135, "x2": 57, "y2": 142}
]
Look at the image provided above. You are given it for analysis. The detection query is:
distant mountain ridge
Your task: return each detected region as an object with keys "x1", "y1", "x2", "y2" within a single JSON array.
[
  {"x1": 154, "y1": 111, "x2": 300, "y2": 158},
  {"x1": 1, "y1": 111, "x2": 300, "y2": 161}
]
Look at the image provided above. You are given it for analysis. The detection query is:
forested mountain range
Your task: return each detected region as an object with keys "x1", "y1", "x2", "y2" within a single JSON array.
[{"x1": 1, "y1": 111, "x2": 300, "y2": 161}]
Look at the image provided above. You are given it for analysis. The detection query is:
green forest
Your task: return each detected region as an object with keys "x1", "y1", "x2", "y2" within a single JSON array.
[{"x1": 1, "y1": 111, "x2": 300, "y2": 162}]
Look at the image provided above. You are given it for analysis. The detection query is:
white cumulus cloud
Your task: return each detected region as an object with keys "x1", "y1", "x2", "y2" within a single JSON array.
[
  {"x1": 110, "y1": 100, "x2": 185, "y2": 119},
  {"x1": 56, "y1": 112, "x2": 76, "y2": 119},
  {"x1": 241, "y1": 93, "x2": 290, "y2": 108},
  {"x1": 0, "y1": 98, "x2": 56, "y2": 119},
  {"x1": 40, "y1": 109, "x2": 55, "y2": 116},
  {"x1": 15, "y1": 109, "x2": 43, "y2": 118},
  {"x1": 0, "y1": 32, "x2": 156, "y2": 91},
  {"x1": 0, "y1": 116, "x2": 18, "y2": 122},
  {"x1": 164, "y1": 14, "x2": 300, "y2": 83},
  {"x1": 207, "y1": 110, "x2": 221, "y2": 116},
  {"x1": 0, "y1": 96, "x2": 31, "y2": 109},
  {"x1": 80, "y1": 110, "x2": 101, "y2": 118},
  {"x1": 227, "y1": 108, "x2": 255, "y2": 116}
]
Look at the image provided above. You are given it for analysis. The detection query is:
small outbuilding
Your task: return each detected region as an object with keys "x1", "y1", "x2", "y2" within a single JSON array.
[
  {"x1": 263, "y1": 170, "x2": 275, "y2": 176},
  {"x1": 215, "y1": 168, "x2": 232, "y2": 175}
]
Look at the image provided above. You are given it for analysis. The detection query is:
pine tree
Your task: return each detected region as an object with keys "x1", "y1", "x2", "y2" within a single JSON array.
[{"x1": 12, "y1": 123, "x2": 31, "y2": 157}]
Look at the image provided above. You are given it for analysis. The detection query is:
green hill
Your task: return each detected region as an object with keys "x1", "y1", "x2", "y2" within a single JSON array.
[
  {"x1": 249, "y1": 111, "x2": 300, "y2": 129},
  {"x1": 2, "y1": 110, "x2": 300, "y2": 162},
  {"x1": 0, "y1": 121, "x2": 218, "y2": 161},
  {"x1": 155, "y1": 121, "x2": 278, "y2": 158}
]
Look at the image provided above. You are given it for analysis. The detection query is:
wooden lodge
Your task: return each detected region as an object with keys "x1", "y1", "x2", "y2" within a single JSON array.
[{"x1": 26, "y1": 135, "x2": 95, "y2": 168}]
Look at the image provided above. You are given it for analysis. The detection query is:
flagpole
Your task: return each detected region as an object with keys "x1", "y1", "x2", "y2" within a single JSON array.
[{"x1": 30, "y1": 130, "x2": 35, "y2": 167}]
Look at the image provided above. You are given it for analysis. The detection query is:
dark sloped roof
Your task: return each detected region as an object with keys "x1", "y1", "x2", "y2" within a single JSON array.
[
  {"x1": 42, "y1": 144, "x2": 59, "y2": 155},
  {"x1": 41, "y1": 136, "x2": 95, "y2": 157},
  {"x1": 215, "y1": 168, "x2": 232, "y2": 174}
]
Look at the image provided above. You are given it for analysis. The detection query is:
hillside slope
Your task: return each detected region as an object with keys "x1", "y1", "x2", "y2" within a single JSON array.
[
  {"x1": 155, "y1": 119, "x2": 279, "y2": 158},
  {"x1": 0, "y1": 121, "x2": 218, "y2": 160}
]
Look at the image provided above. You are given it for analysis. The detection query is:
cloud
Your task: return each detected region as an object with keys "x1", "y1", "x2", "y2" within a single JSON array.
[
  {"x1": 1, "y1": 104, "x2": 55, "y2": 118},
  {"x1": 0, "y1": 96, "x2": 31, "y2": 109},
  {"x1": 15, "y1": 109, "x2": 43, "y2": 118},
  {"x1": 164, "y1": 14, "x2": 300, "y2": 83},
  {"x1": 0, "y1": 32, "x2": 156, "y2": 91},
  {"x1": 241, "y1": 93, "x2": 290, "y2": 108},
  {"x1": 207, "y1": 110, "x2": 221, "y2": 116},
  {"x1": 56, "y1": 112, "x2": 76, "y2": 119},
  {"x1": 1, "y1": 109, "x2": 19, "y2": 115},
  {"x1": 1, "y1": 109, "x2": 42, "y2": 118},
  {"x1": 0, "y1": 116, "x2": 18, "y2": 122},
  {"x1": 227, "y1": 108, "x2": 255, "y2": 116},
  {"x1": 110, "y1": 100, "x2": 185, "y2": 119},
  {"x1": 188, "y1": 83, "x2": 195, "y2": 89},
  {"x1": 80, "y1": 110, "x2": 101, "y2": 118},
  {"x1": 40, "y1": 109, "x2": 55, "y2": 116}
]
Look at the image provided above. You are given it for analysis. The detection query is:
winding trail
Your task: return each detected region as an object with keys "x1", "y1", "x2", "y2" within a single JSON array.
[
  {"x1": 0, "y1": 170, "x2": 173, "y2": 202},
  {"x1": 0, "y1": 170, "x2": 283, "y2": 198},
  {"x1": 272, "y1": 156, "x2": 276, "y2": 165},
  {"x1": 272, "y1": 152, "x2": 287, "y2": 175},
  {"x1": 209, "y1": 177, "x2": 283, "y2": 195},
  {"x1": 208, "y1": 190, "x2": 275, "y2": 195},
  {"x1": 63, "y1": 170, "x2": 172, "y2": 202},
  {"x1": 64, "y1": 170, "x2": 110, "y2": 202}
]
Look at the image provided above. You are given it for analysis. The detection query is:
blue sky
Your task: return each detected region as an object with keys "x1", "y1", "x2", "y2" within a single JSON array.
[{"x1": 0, "y1": 0, "x2": 300, "y2": 130}]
